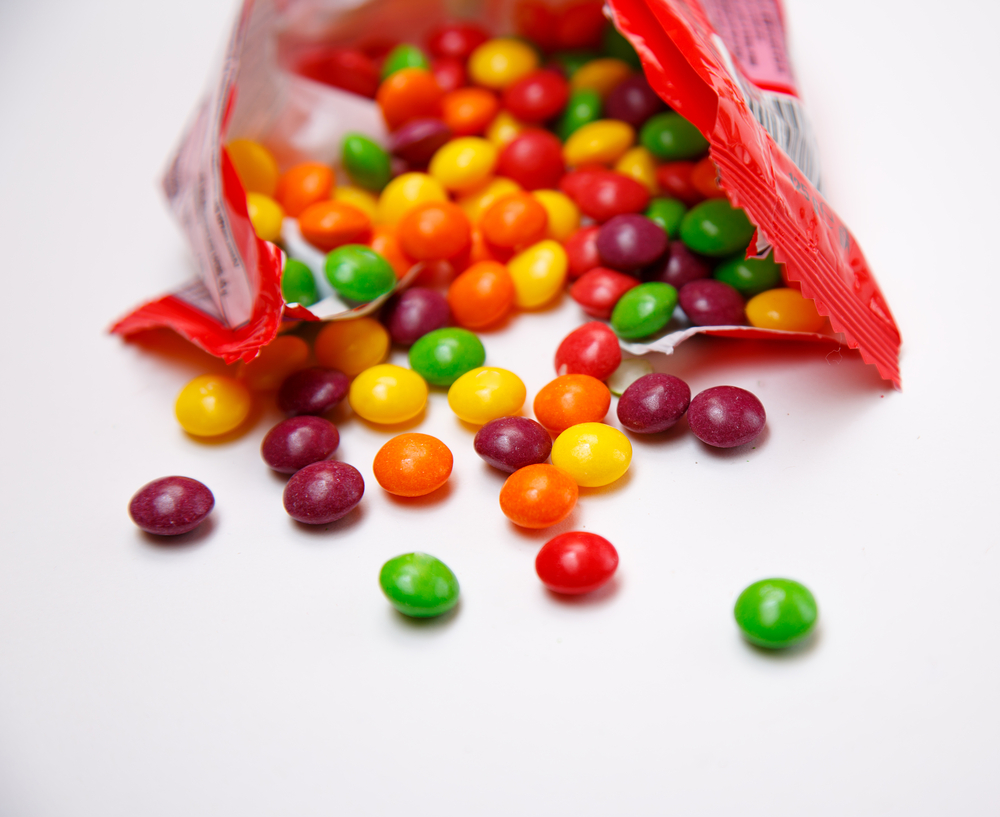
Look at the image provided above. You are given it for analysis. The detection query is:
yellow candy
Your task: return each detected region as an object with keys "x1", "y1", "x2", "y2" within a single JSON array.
[
  {"x1": 745, "y1": 288, "x2": 827, "y2": 333},
  {"x1": 226, "y1": 139, "x2": 279, "y2": 197},
  {"x1": 447, "y1": 367, "x2": 526, "y2": 425},
  {"x1": 486, "y1": 110, "x2": 529, "y2": 147},
  {"x1": 349, "y1": 364, "x2": 428, "y2": 424},
  {"x1": 570, "y1": 59, "x2": 633, "y2": 99},
  {"x1": 175, "y1": 374, "x2": 252, "y2": 437},
  {"x1": 458, "y1": 177, "x2": 522, "y2": 224},
  {"x1": 614, "y1": 146, "x2": 659, "y2": 194},
  {"x1": 237, "y1": 335, "x2": 310, "y2": 391},
  {"x1": 314, "y1": 317, "x2": 390, "y2": 377},
  {"x1": 532, "y1": 190, "x2": 581, "y2": 242},
  {"x1": 376, "y1": 172, "x2": 448, "y2": 227},
  {"x1": 508, "y1": 240, "x2": 568, "y2": 308},
  {"x1": 563, "y1": 119, "x2": 635, "y2": 166},
  {"x1": 550, "y1": 422, "x2": 632, "y2": 488},
  {"x1": 467, "y1": 38, "x2": 539, "y2": 89},
  {"x1": 428, "y1": 137, "x2": 498, "y2": 193},
  {"x1": 245, "y1": 193, "x2": 284, "y2": 242},
  {"x1": 333, "y1": 186, "x2": 379, "y2": 221}
]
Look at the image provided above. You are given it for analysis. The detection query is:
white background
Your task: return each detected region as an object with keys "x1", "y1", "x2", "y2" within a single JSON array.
[{"x1": 1, "y1": 0, "x2": 998, "y2": 814}]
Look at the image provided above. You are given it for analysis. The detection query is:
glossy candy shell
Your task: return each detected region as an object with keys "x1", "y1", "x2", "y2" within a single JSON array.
[
  {"x1": 379, "y1": 552, "x2": 460, "y2": 618},
  {"x1": 261, "y1": 416, "x2": 340, "y2": 473},
  {"x1": 128, "y1": 477, "x2": 214, "y2": 536},
  {"x1": 687, "y1": 386, "x2": 766, "y2": 448},
  {"x1": 536, "y1": 531, "x2": 618, "y2": 594},
  {"x1": 616, "y1": 373, "x2": 691, "y2": 433},
  {"x1": 734, "y1": 579, "x2": 818, "y2": 649},
  {"x1": 277, "y1": 368, "x2": 350, "y2": 416},
  {"x1": 474, "y1": 417, "x2": 552, "y2": 473}
]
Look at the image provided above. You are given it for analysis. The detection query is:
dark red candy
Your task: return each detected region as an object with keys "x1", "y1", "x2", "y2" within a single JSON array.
[
  {"x1": 554, "y1": 1, "x2": 606, "y2": 49},
  {"x1": 564, "y1": 225, "x2": 601, "y2": 280},
  {"x1": 388, "y1": 118, "x2": 453, "y2": 165},
  {"x1": 655, "y1": 161, "x2": 703, "y2": 206},
  {"x1": 558, "y1": 166, "x2": 605, "y2": 199},
  {"x1": 678, "y1": 279, "x2": 745, "y2": 326},
  {"x1": 535, "y1": 531, "x2": 618, "y2": 594},
  {"x1": 554, "y1": 321, "x2": 622, "y2": 380},
  {"x1": 381, "y1": 287, "x2": 450, "y2": 346},
  {"x1": 570, "y1": 267, "x2": 641, "y2": 319},
  {"x1": 296, "y1": 49, "x2": 380, "y2": 98},
  {"x1": 128, "y1": 476, "x2": 214, "y2": 536},
  {"x1": 261, "y1": 416, "x2": 340, "y2": 474},
  {"x1": 687, "y1": 386, "x2": 766, "y2": 448},
  {"x1": 283, "y1": 461, "x2": 365, "y2": 524},
  {"x1": 514, "y1": 0, "x2": 560, "y2": 51},
  {"x1": 497, "y1": 130, "x2": 565, "y2": 191},
  {"x1": 278, "y1": 367, "x2": 350, "y2": 416},
  {"x1": 596, "y1": 214, "x2": 668, "y2": 272},
  {"x1": 426, "y1": 22, "x2": 490, "y2": 60},
  {"x1": 604, "y1": 74, "x2": 667, "y2": 128},
  {"x1": 430, "y1": 56, "x2": 466, "y2": 93},
  {"x1": 562, "y1": 169, "x2": 650, "y2": 222},
  {"x1": 502, "y1": 70, "x2": 570, "y2": 123},
  {"x1": 647, "y1": 240, "x2": 712, "y2": 288},
  {"x1": 474, "y1": 416, "x2": 553, "y2": 473},
  {"x1": 616, "y1": 373, "x2": 691, "y2": 433}
]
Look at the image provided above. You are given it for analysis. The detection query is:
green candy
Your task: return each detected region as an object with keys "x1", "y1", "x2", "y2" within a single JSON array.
[
  {"x1": 380, "y1": 44, "x2": 429, "y2": 79},
  {"x1": 342, "y1": 133, "x2": 391, "y2": 192},
  {"x1": 644, "y1": 197, "x2": 687, "y2": 239},
  {"x1": 601, "y1": 25, "x2": 642, "y2": 69},
  {"x1": 714, "y1": 251, "x2": 784, "y2": 297},
  {"x1": 380, "y1": 552, "x2": 460, "y2": 618},
  {"x1": 557, "y1": 89, "x2": 602, "y2": 141},
  {"x1": 734, "y1": 578, "x2": 818, "y2": 649},
  {"x1": 551, "y1": 49, "x2": 599, "y2": 78},
  {"x1": 611, "y1": 282, "x2": 678, "y2": 340},
  {"x1": 640, "y1": 112, "x2": 709, "y2": 161},
  {"x1": 280, "y1": 258, "x2": 319, "y2": 306},
  {"x1": 324, "y1": 245, "x2": 396, "y2": 303},
  {"x1": 679, "y1": 199, "x2": 756, "y2": 257},
  {"x1": 408, "y1": 328, "x2": 485, "y2": 387}
]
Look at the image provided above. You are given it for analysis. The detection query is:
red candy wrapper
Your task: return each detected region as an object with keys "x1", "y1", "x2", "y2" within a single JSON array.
[{"x1": 111, "y1": 0, "x2": 901, "y2": 387}]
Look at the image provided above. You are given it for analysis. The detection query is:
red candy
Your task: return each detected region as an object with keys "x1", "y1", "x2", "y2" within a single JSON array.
[
  {"x1": 570, "y1": 267, "x2": 641, "y2": 319},
  {"x1": 563, "y1": 225, "x2": 601, "y2": 280},
  {"x1": 554, "y1": 1, "x2": 606, "y2": 49},
  {"x1": 497, "y1": 130, "x2": 566, "y2": 191},
  {"x1": 426, "y1": 22, "x2": 490, "y2": 60},
  {"x1": 502, "y1": 70, "x2": 570, "y2": 123},
  {"x1": 655, "y1": 161, "x2": 703, "y2": 206},
  {"x1": 554, "y1": 321, "x2": 622, "y2": 380},
  {"x1": 560, "y1": 169, "x2": 650, "y2": 222},
  {"x1": 535, "y1": 531, "x2": 619, "y2": 594},
  {"x1": 431, "y1": 56, "x2": 467, "y2": 93},
  {"x1": 296, "y1": 49, "x2": 380, "y2": 98}
]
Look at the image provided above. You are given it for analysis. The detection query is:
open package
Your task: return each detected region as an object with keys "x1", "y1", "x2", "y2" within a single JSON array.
[{"x1": 111, "y1": 0, "x2": 902, "y2": 388}]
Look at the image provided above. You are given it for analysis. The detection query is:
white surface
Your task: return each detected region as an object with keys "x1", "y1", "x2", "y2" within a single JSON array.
[{"x1": 1, "y1": 1, "x2": 998, "y2": 814}]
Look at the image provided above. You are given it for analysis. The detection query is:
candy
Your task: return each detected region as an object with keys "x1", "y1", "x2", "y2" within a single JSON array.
[
  {"x1": 563, "y1": 119, "x2": 635, "y2": 166},
  {"x1": 690, "y1": 156, "x2": 726, "y2": 199},
  {"x1": 297, "y1": 48, "x2": 380, "y2": 98},
  {"x1": 613, "y1": 145, "x2": 658, "y2": 193},
  {"x1": 499, "y1": 464, "x2": 578, "y2": 528},
  {"x1": 570, "y1": 58, "x2": 632, "y2": 98},
  {"x1": 533, "y1": 374, "x2": 611, "y2": 433},
  {"x1": 441, "y1": 87, "x2": 500, "y2": 136},
  {"x1": 603, "y1": 74, "x2": 666, "y2": 128},
  {"x1": 596, "y1": 213, "x2": 667, "y2": 271},
  {"x1": 507, "y1": 239, "x2": 568, "y2": 308},
  {"x1": 298, "y1": 201, "x2": 372, "y2": 252},
  {"x1": 408, "y1": 327, "x2": 486, "y2": 387},
  {"x1": 639, "y1": 112, "x2": 709, "y2": 161},
  {"x1": 745, "y1": 288, "x2": 826, "y2": 333},
  {"x1": 532, "y1": 189, "x2": 580, "y2": 241},
  {"x1": 245, "y1": 193, "x2": 284, "y2": 242},
  {"x1": 497, "y1": 130, "x2": 566, "y2": 191},
  {"x1": 648, "y1": 240, "x2": 712, "y2": 289},
  {"x1": 473, "y1": 416, "x2": 552, "y2": 472},
  {"x1": 261, "y1": 416, "x2": 340, "y2": 473},
  {"x1": 428, "y1": 136, "x2": 499, "y2": 192},
  {"x1": 369, "y1": 226, "x2": 415, "y2": 279},
  {"x1": 175, "y1": 375, "x2": 252, "y2": 437},
  {"x1": 561, "y1": 169, "x2": 649, "y2": 221},
  {"x1": 376, "y1": 68, "x2": 444, "y2": 131},
  {"x1": 616, "y1": 373, "x2": 690, "y2": 433},
  {"x1": 734, "y1": 578, "x2": 818, "y2": 649},
  {"x1": 556, "y1": 88, "x2": 602, "y2": 140},
  {"x1": 610, "y1": 281, "x2": 678, "y2": 339},
  {"x1": 554, "y1": 321, "x2": 621, "y2": 380},
  {"x1": 341, "y1": 133, "x2": 392, "y2": 191},
  {"x1": 679, "y1": 199, "x2": 756, "y2": 257},
  {"x1": 714, "y1": 252, "x2": 783, "y2": 297},
  {"x1": 447, "y1": 366, "x2": 526, "y2": 425},
  {"x1": 457, "y1": 177, "x2": 522, "y2": 223},
  {"x1": 655, "y1": 160, "x2": 702, "y2": 205},
  {"x1": 447, "y1": 260, "x2": 516, "y2": 328},
  {"x1": 678, "y1": 279, "x2": 745, "y2": 326},
  {"x1": 607, "y1": 357, "x2": 653, "y2": 396},
  {"x1": 225, "y1": 139, "x2": 278, "y2": 196},
  {"x1": 238, "y1": 334, "x2": 310, "y2": 391},
  {"x1": 430, "y1": 56, "x2": 466, "y2": 93},
  {"x1": 569, "y1": 266, "x2": 640, "y2": 319},
  {"x1": 277, "y1": 367, "x2": 350, "y2": 416},
  {"x1": 314, "y1": 317, "x2": 389, "y2": 376},
  {"x1": 563, "y1": 225, "x2": 601, "y2": 279},
  {"x1": 379, "y1": 552, "x2": 460, "y2": 618},
  {"x1": 275, "y1": 162, "x2": 334, "y2": 218},
  {"x1": 381, "y1": 44, "x2": 430, "y2": 79},
  {"x1": 396, "y1": 201, "x2": 471, "y2": 260},
  {"x1": 387, "y1": 118, "x2": 453, "y2": 165},
  {"x1": 481, "y1": 192, "x2": 548, "y2": 249},
  {"x1": 333, "y1": 186, "x2": 379, "y2": 221},
  {"x1": 349, "y1": 364, "x2": 428, "y2": 424},
  {"x1": 373, "y1": 433, "x2": 453, "y2": 496},
  {"x1": 502, "y1": 69, "x2": 570, "y2": 123},
  {"x1": 552, "y1": 1, "x2": 605, "y2": 49},
  {"x1": 427, "y1": 22, "x2": 490, "y2": 60},
  {"x1": 644, "y1": 197, "x2": 687, "y2": 238},
  {"x1": 324, "y1": 245, "x2": 396, "y2": 302},
  {"x1": 283, "y1": 460, "x2": 364, "y2": 524},
  {"x1": 535, "y1": 531, "x2": 618, "y2": 594},
  {"x1": 467, "y1": 38, "x2": 539, "y2": 89},
  {"x1": 377, "y1": 172, "x2": 449, "y2": 226},
  {"x1": 485, "y1": 110, "x2": 528, "y2": 147},
  {"x1": 128, "y1": 476, "x2": 214, "y2": 536},
  {"x1": 550, "y1": 50, "x2": 598, "y2": 79},
  {"x1": 281, "y1": 259, "x2": 320, "y2": 307},
  {"x1": 550, "y1": 422, "x2": 632, "y2": 488},
  {"x1": 687, "y1": 385, "x2": 766, "y2": 448},
  {"x1": 381, "y1": 287, "x2": 450, "y2": 346}
]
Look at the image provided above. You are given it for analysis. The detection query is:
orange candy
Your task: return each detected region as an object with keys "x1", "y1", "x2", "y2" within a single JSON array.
[
  {"x1": 370, "y1": 225, "x2": 416, "y2": 279},
  {"x1": 376, "y1": 68, "x2": 444, "y2": 131},
  {"x1": 441, "y1": 87, "x2": 501, "y2": 136},
  {"x1": 237, "y1": 335, "x2": 310, "y2": 391},
  {"x1": 480, "y1": 192, "x2": 548, "y2": 249},
  {"x1": 448, "y1": 261, "x2": 516, "y2": 328},
  {"x1": 532, "y1": 374, "x2": 611, "y2": 433},
  {"x1": 275, "y1": 162, "x2": 334, "y2": 218},
  {"x1": 690, "y1": 156, "x2": 727, "y2": 199},
  {"x1": 373, "y1": 433, "x2": 454, "y2": 497},
  {"x1": 499, "y1": 464, "x2": 579, "y2": 528},
  {"x1": 298, "y1": 201, "x2": 372, "y2": 251},
  {"x1": 397, "y1": 201, "x2": 472, "y2": 261}
]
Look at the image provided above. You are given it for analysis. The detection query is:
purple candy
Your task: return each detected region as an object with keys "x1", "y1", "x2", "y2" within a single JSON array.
[
  {"x1": 604, "y1": 75, "x2": 667, "y2": 128},
  {"x1": 381, "y1": 287, "x2": 451, "y2": 346},
  {"x1": 617, "y1": 373, "x2": 691, "y2": 433},
  {"x1": 679, "y1": 279, "x2": 745, "y2": 326},
  {"x1": 283, "y1": 461, "x2": 365, "y2": 524},
  {"x1": 646, "y1": 240, "x2": 712, "y2": 288},
  {"x1": 388, "y1": 118, "x2": 453, "y2": 165},
  {"x1": 596, "y1": 214, "x2": 668, "y2": 272},
  {"x1": 687, "y1": 386, "x2": 766, "y2": 448},
  {"x1": 261, "y1": 416, "x2": 340, "y2": 473},
  {"x1": 277, "y1": 367, "x2": 349, "y2": 416},
  {"x1": 128, "y1": 476, "x2": 214, "y2": 536},
  {"x1": 474, "y1": 416, "x2": 552, "y2": 473}
]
